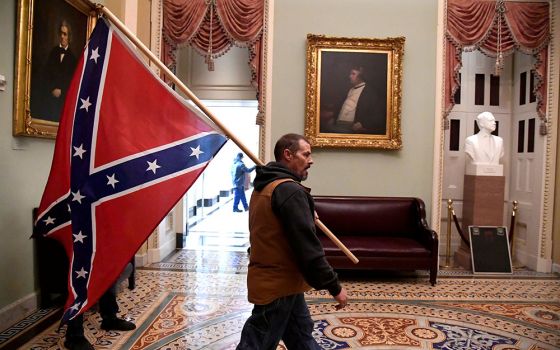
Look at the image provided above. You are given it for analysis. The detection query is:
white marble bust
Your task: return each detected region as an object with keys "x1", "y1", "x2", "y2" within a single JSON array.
[{"x1": 465, "y1": 112, "x2": 504, "y2": 166}]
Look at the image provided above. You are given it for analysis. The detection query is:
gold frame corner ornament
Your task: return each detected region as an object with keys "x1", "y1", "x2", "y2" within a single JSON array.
[
  {"x1": 13, "y1": 0, "x2": 97, "y2": 139},
  {"x1": 304, "y1": 34, "x2": 404, "y2": 150}
]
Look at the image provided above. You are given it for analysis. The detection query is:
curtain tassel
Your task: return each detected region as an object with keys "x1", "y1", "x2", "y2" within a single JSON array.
[
  {"x1": 494, "y1": 0, "x2": 505, "y2": 76},
  {"x1": 205, "y1": 0, "x2": 215, "y2": 71}
]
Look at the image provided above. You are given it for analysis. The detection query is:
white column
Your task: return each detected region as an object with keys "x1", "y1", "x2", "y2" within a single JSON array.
[{"x1": 122, "y1": 0, "x2": 138, "y2": 35}]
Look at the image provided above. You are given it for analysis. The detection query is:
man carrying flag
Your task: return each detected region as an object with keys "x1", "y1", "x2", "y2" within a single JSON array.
[{"x1": 33, "y1": 15, "x2": 227, "y2": 348}]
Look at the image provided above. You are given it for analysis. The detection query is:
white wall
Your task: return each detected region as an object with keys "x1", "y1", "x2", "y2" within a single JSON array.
[
  {"x1": 176, "y1": 45, "x2": 257, "y2": 100},
  {"x1": 270, "y1": 0, "x2": 438, "y2": 216},
  {"x1": 0, "y1": 0, "x2": 55, "y2": 313}
]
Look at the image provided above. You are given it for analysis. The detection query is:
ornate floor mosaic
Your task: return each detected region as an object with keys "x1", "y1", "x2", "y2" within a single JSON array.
[
  {"x1": 9, "y1": 205, "x2": 560, "y2": 349},
  {"x1": 16, "y1": 250, "x2": 560, "y2": 350}
]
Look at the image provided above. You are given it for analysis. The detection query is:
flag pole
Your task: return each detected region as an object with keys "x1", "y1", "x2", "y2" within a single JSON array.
[
  {"x1": 96, "y1": 5, "x2": 359, "y2": 265},
  {"x1": 96, "y1": 5, "x2": 256, "y2": 163}
]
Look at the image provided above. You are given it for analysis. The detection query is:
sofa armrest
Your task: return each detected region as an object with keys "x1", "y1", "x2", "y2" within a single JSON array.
[
  {"x1": 417, "y1": 226, "x2": 439, "y2": 253},
  {"x1": 413, "y1": 198, "x2": 439, "y2": 253}
]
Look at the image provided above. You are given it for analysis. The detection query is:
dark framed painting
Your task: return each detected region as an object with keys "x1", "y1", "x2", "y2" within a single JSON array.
[
  {"x1": 14, "y1": 0, "x2": 96, "y2": 139},
  {"x1": 304, "y1": 35, "x2": 404, "y2": 149}
]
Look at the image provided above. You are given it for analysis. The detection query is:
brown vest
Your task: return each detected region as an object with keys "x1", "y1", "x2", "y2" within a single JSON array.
[{"x1": 247, "y1": 179, "x2": 311, "y2": 305}]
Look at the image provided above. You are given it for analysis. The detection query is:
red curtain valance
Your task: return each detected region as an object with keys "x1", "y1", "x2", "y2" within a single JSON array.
[
  {"x1": 162, "y1": 0, "x2": 264, "y2": 122},
  {"x1": 445, "y1": 0, "x2": 550, "y2": 128}
]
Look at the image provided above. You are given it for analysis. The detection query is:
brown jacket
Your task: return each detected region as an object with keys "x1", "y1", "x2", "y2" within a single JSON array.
[{"x1": 247, "y1": 179, "x2": 311, "y2": 305}]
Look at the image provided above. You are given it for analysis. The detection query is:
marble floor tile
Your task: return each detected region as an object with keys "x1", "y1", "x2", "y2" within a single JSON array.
[{"x1": 9, "y1": 202, "x2": 560, "y2": 350}]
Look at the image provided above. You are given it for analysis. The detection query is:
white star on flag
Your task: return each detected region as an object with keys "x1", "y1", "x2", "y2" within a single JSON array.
[
  {"x1": 146, "y1": 159, "x2": 161, "y2": 174},
  {"x1": 90, "y1": 47, "x2": 100, "y2": 64},
  {"x1": 75, "y1": 267, "x2": 88, "y2": 279},
  {"x1": 43, "y1": 216, "x2": 55, "y2": 225},
  {"x1": 71, "y1": 190, "x2": 85, "y2": 204},
  {"x1": 106, "y1": 173, "x2": 119, "y2": 188},
  {"x1": 70, "y1": 303, "x2": 81, "y2": 312},
  {"x1": 73, "y1": 231, "x2": 87, "y2": 243},
  {"x1": 67, "y1": 204, "x2": 71, "y2": 213},
  {"x1": 73, "y1": 144, "x2": 87, "y2": 159},
  {"x1": 33, "y1": 18, "x2": 229, "y2": 325},
  {"x1": 80, "y1": 97, "x2": 92, "y2": 112},
  {"x1": 190, "y1": 145, "x2": 204, "y2": 159}
]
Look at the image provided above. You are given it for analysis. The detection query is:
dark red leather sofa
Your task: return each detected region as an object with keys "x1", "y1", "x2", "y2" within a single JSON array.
[{"x1": 314, "y1": 196, "x2": 439, "y2": 285}]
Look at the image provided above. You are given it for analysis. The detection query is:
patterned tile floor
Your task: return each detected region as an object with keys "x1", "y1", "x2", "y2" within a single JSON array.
[{"x1": 7, "y1": 201, "x2": 560, "y2": 349}]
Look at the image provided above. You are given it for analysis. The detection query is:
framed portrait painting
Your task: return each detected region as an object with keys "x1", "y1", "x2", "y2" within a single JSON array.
[
  {"x1": 14, "y1": 0, "x2": 96, "y2": 139},
  {"x1": 304, "y1": 35, "x2": 404, "y2": 149}
]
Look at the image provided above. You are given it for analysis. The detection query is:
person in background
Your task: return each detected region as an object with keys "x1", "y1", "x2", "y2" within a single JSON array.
[{"x1": 231, "y1": 152, "x2": 255, "y2": 212}]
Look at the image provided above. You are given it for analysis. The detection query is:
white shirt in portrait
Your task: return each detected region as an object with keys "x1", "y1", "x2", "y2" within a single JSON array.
[{"x1": 337, "y1": 83, "x2": 365, "y2": 123}]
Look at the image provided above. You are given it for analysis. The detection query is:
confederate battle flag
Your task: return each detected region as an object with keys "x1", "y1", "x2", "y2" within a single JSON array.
[{"x1": 33, "y1": 18, "x2": 227, "y2": 323}]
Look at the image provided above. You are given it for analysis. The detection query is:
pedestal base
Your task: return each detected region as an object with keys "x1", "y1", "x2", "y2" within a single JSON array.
[
  {"x1": 454, "y1": 243, "x2": 472, "y2": 271},
  {"x1": 465, "y1": 163, "x2": 503, "y2": 176},
  {"x1": 459, "y1": 175, "x2": 506, "y2": 271},
  {"x1": 462, "y1": 175, "x2": 505, "y2": 232}
]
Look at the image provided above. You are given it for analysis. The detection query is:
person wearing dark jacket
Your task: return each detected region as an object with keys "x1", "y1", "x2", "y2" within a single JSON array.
[
  {"x1": 231, "y1": 153, "x2": 255, "y2": 212},
  {"x1": 236, "y1": 133, "x2": 348, "y2": 350}
]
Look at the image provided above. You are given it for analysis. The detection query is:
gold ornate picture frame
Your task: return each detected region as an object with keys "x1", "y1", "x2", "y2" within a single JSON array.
[
  {"x1": 304, "y1": 34, "x2": 404, "y2": 149},
  {"x1": 14, "y1": 0, "x2": 96, "y2": 139}
]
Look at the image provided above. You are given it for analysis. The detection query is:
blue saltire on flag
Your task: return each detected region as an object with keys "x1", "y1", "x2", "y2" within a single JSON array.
[{"x1": 34, "y1": 18, "x2": 227, "y2": 323}]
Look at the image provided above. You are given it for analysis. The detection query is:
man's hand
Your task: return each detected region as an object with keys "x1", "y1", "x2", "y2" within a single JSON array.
[
  {"x1": 51, "y1": 88, "x2": 62, "y2": 98},
  {"x1": 334, "y1": 287, "x2": 348, "y2": 310}
]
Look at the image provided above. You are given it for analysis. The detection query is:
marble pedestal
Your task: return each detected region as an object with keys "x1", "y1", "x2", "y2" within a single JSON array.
[{"x1": 454, "y1": 174, "x2": 505, "y2": 270}]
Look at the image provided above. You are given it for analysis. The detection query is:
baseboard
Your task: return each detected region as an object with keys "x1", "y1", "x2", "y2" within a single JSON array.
[
  {"x1": 0, "y1": 292, "x2": 38, "y2": 333},
  {"x1": 519, "y1": 251, "x2": 554, "y2": 273},
  {"x1": 135, "y1": 252, "x2": 149, "y2": 267},
  {"x1": 0, "y1": 306, "x2": 61, "y2": 349},
  {"x1": 148, "y1": 236, "x2": 176, "y2": 263},
  {"x1": 552, "y1": 262, "x2": 560, "y2": 274}
]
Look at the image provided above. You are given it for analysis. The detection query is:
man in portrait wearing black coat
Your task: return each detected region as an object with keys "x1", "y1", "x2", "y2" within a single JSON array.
[
  {"x1": 322, "y1": 66, "x2": 387, "y2": 135},
  {"x1": 43, "y1": 20, "x2": 77, "y2": 122}
]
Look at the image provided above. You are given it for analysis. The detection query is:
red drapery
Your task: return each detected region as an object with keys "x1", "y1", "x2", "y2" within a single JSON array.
[
  {"x1": 162, "y1": 0, "x2": 264, "y2": 122},
  {"x1": 445, "y1": 0, "x2": 550, "y2": 128}
]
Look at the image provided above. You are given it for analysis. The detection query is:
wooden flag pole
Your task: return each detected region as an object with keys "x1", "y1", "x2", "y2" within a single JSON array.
[
  {"x1": 97, "y1": 5, "x2": 257, "y2": 163},
  {"x1": 97, "y1": 5, "x2": 358, "y2": 265},
  {"x1": 315, "y1": 221, "x2": 358, "y2": 264}
]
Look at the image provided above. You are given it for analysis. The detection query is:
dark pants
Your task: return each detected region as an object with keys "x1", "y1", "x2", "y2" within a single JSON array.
[
  {"x1": 233, "y1": 186, "x2": 248, "y2": 211},
  {"x1": 66, "y1": 286, "x2": 119, "y2": 339},
  {"x1": 66, "y1": 262, "x2": 132, "y2": 339},
  {"x1": 236, "y1": 294, "x2": 320, "y2": 350}
]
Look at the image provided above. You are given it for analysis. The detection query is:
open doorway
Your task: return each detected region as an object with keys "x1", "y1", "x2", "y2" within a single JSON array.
[
  {"x1": 435, "y1": 0, "x2": 555, "y2": 273},
  {"x1": 441, "y1": 51, "x2": 548, "y2": 271},
  {"x1": 182, "y1": 100, "x2": 260, "y2": 251}
]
